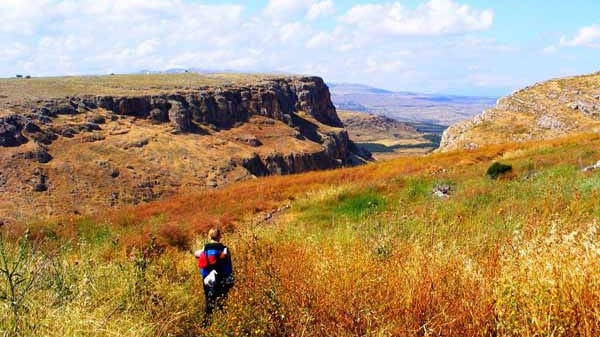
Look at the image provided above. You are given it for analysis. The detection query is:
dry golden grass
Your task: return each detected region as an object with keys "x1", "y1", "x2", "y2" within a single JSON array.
[
  {"x1": 441, "y1": 71, "x2": 600, "y2": 152},
  {"x1": 5, "y1": 131, "x2": 600, "y2": 336},
  {"x1": 0, "y1": 73, "x2": 289, "y2": 105}
]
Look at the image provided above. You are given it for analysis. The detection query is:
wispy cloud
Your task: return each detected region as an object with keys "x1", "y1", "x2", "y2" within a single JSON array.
[
  {"x1": 339, "y1": 0, "x2": 493, "y2": 37},
  {"x1": 544, "y1": 24, "x2": 600, "y2": 53}
]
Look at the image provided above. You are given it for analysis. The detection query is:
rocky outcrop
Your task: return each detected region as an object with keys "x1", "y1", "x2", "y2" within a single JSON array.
[
  {"x1": 23, "y1": 77, "x2": 342, "y2": 131},
  {"x1": 237, "y1": 150, "x2": 339, "y2": 177},
  {"x1": 2, "y1": 76, "x2": 370, "y2": 176},
  {"x1": 439, "y1": 71, "x2": 600, "y2": 152},
  {"x1": 0, "y1": 114, "x2": 58, "y2": 148},
  {"x1": 1, "y1": 115, "x2": 35, "y2": 147}
]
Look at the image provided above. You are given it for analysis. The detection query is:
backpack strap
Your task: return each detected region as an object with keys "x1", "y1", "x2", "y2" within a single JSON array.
[{"x1": 204, "y1": 249, "x2": 210, "y2": 268}]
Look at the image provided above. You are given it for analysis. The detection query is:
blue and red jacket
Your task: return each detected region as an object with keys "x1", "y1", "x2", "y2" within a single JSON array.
[{"x1": 197, "y1": 242, "x2": 233, "y2": 283}]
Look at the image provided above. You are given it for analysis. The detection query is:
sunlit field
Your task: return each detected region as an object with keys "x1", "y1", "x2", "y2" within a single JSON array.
[{"x1": 3, "y1": 133, "x2": 600, "y2": 336}]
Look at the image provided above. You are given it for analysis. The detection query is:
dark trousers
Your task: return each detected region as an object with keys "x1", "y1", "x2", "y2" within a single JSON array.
[{"x1": 203, "y1": 282, "x2": 230, "y2": 317}]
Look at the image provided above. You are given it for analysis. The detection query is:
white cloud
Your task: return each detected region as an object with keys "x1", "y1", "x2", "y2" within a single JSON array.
[
  {"x1": 306, "y1": 0, "x2": 335, "y2": 20},
  {"x1": 340, "y1": 0, "x2": 493, "y2": 37},
  {"x1": 543, "y1": 24, "x2": 600, "y2": 54},
  {"x1": 279, "y1": 22, "x2": 306, "y2": 43},
  {"x1": 559, "y1": 25, "x2": 600, "y2": 48},
  {"x1": 264, "y1": 0, "x2": 335, "y2": 21},
  {"x1": 306, "y1": 32, "x2": 333, "y2": 48},
  {"x1": 0, "y1": 0, "x2": 518, "y2": 94},
  {"x1": 263, "y1": 0, "x2": 310, "y2": 19}
]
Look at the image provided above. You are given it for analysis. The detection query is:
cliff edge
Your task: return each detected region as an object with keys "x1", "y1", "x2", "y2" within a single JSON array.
[{"x1": 0, "y1": 73, "x2": 370, "y2": 220}]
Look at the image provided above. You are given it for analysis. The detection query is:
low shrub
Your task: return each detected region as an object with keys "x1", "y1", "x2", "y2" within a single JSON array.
[{"x1": 486, "y1": 162, "x2": 512, "y2": 179}]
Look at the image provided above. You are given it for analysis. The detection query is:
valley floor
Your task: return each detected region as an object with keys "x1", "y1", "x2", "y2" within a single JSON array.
[{"x1": 3, "y1": 133, "x2": 600, "y2": 336}]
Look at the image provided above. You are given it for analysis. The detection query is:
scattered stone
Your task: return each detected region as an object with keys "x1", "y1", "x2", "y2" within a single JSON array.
[
  {"x1": 81, "y1": 133, "x2": 105, "y2": 142},
  {"x1": 23, "y1": 122, "x2": 41, "y2": 133},
  {"x1": 110, "y1": 169, "x2": 120, "y2": 178},
  {"x1": 59, "y1": 127, "x2": 78, "y2": 138},
  {"x1": 234, "y1": 134, "x2": 262, "y2": 147},
  {"x1": 14, "y1": 144, "x2": 52, "y2": 163},
  {"x1": 582, "y1": 160, "x2": 600, "y2": 172},
  {"x1": 82, "y1": 122, "x2": 102, "y2": 132},
  {"x1": 32, "y1": 169, "x2": 48, "y2": 192},
  {"x1": 0, "y1": 114, "x2": 30, "y2": 147},
  {"x1": 432, "y1": 184, "x2": 452, "y2": 198},
  {"x1": 109, "y1": 192, "x2": 119, "y2": 206},
  {"x1": 132, "y1": 138, "x2": 149, "y2": 147},
  {"x1": 110, "y1": 128, "x2": 130, "y2": 135},
  {"x1": 537, "y1": 115, "x2": 563, "y2": 130},
  {"x1": 87, "y1": 115, "x2": 106, "y2": 124}
]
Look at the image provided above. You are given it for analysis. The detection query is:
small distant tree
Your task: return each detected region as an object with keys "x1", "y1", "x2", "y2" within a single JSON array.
[
  {"x1": 486, "y1": 162, "x2": 512, "y2": 179},
  {"x1": 15, "y1": 75, "x2": 23, "y2": 78}
]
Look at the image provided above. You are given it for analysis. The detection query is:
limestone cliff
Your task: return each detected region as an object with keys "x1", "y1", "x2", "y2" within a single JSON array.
[{"x1": 0, "y1": 74, "x2": 371, "y2": 220}]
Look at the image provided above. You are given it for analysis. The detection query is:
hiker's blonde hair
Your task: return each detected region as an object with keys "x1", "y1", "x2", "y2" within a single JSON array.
[{"x1": 208, "y1": 228, "x2": 221, "y2": 241}]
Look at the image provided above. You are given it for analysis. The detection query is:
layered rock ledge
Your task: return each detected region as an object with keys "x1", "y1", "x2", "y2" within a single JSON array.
[{"x1": 1, "y1": 76, "x2": 369, "y2": 175}]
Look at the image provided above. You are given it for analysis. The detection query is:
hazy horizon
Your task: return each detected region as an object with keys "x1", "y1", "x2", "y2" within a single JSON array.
[{"x1": 2, "y1": 0, "x2": 600, "y2": 96}]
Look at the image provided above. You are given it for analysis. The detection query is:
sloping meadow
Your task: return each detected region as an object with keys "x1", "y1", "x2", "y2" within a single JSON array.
[{"x1": 3, "y1": 133, "x2": 600, "y2": 336}]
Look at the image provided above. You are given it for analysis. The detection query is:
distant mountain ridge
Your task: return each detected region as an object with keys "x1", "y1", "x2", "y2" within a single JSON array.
[{"x1": 329, "y1": 83, "x2": 497, "y2": 126}]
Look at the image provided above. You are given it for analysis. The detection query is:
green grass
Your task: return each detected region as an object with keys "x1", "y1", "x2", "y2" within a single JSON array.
[{"x1": 295, "y1": 187, "x2": 386, "y2": 229}]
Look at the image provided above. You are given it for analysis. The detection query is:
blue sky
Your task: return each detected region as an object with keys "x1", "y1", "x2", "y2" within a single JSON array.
[{"x1": 0, "y1": 0, "x2": 599, "y2": 96}]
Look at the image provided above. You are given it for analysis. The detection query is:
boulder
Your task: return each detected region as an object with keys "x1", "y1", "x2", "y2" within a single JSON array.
[
  {"x1": 0, "y1": 115, "x2": 31, "y2": 147},
  {"x1": 168, "y1": 100, "x2": 192, "y2": 133},
  {"x1": 432, "y1": 184, "x2": 452, "y2": 198},
  {"x1": 14, "y1": 144, "x2": 52, "y2": 163},
  {"x1": 32, "y1": 169, "x2": 48, "y2": 192},
  {"x1": 582, "y1": 160, "x2": 600, "y2": 172}
]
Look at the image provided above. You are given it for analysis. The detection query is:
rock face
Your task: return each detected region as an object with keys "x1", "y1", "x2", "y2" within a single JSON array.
[
  {"x1": 1, "y1": 115, "x2": 35, "y2": 147},
  {"x1": 22, "y1": 77, "x2": 342, "y2": 131},
  {"x1": 2, "y1": 76, "x2": 368, "y2": 177},
  {"x1": 439, "y1": 71, "x2": 600, "y2": 152}
]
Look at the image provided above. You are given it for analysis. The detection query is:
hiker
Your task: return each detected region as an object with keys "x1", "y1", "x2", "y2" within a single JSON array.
[{"x1": 195, "y1": 228, "x2": 234, "y2": 318}]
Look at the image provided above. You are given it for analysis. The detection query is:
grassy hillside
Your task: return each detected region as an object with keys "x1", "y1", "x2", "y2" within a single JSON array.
[
  {"x1": 440, "y1": 71, "x2": 600, "y2": 152},
  {"x1": 3, "y1": 133, "x2": 600, "y2": 336}
]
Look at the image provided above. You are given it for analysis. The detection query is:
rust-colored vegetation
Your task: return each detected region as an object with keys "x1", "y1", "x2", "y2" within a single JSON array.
[{"x1": 4, "y1": 132, "x2": 600, "y2": 336}]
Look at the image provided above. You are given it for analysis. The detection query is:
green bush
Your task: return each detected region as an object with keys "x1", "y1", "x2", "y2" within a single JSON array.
[{"x1": 487, "y1": 162, "x2": 512, "y2": 179}]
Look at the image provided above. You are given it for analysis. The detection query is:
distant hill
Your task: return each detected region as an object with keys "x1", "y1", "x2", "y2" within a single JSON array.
[
  {"x1": 439, "y1": 71, "x2": 600, "y2": 152},
  {"x1": 338, "y1": 110, "x2": 444, "y2": 159},
  {"x1": 329, "y1": 83, "x2": 497, "y2": 126}
]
